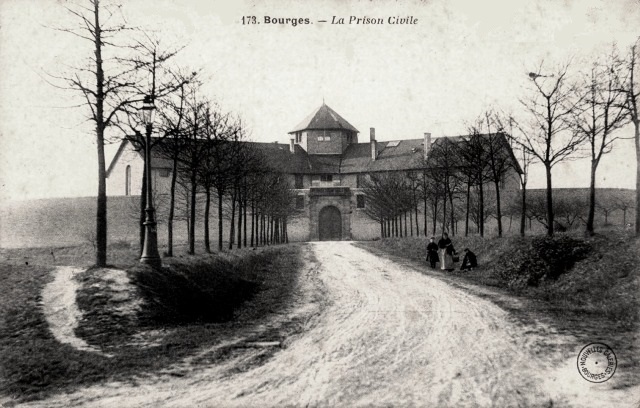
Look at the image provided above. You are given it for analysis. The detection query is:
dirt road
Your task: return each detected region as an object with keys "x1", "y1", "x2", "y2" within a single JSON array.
[{"x1": 22, "y1": 242, "x2": 639, "y2": 407}]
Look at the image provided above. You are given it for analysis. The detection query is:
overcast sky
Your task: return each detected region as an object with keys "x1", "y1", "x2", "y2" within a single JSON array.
[{"x1": 0, "y1": 0, "x2": 638, "y2": 202}]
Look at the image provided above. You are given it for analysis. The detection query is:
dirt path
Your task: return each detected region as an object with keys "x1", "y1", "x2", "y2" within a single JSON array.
[
  {"x1": 26, "y1": 243, "x2": 640, "y2": 407},
  {"x1": 41, "y1": 267, "x2": 107, "y2": 356}
]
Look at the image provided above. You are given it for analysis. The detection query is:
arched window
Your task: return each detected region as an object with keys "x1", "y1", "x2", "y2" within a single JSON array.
[{"x1": 125, "y1": 165, "x2": 131, "y2": 196}]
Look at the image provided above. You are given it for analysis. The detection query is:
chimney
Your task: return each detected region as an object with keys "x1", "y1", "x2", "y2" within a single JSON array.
[
  {"x1": 370, "y1": 127, "x2": 377, "y2": 161},
  {"x1": 289, "y1": 135, "x2": 295, "y2": 153},
  {"x1": 423, "y1": 132, "x2": 431, "y2": 160}
]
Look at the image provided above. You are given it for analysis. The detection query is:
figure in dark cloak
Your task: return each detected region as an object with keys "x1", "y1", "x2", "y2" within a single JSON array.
[
  {"x1": 426, "y1": 237, "x2": 439, "y2": 268},
  {"x1": 460, "y1": 248, "x2": 478, "y2": 271}
]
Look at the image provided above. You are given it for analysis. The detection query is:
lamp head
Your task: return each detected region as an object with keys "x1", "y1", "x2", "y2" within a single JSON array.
[{"x1": 141, "y1": 95, "x2": 155, "y2": 125}]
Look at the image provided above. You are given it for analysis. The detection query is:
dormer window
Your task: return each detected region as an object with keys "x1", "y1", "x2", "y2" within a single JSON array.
[{"x1": 320, "y1": 174, "x2": 333, "y2": 182}]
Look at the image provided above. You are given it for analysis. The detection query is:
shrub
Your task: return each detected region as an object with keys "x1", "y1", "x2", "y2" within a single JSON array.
[
  {"x1": 496, "y1": 235, "x2": 591, "y2": 288},
  {"x1": 129, "y1": 258, "x2": 259, "y2": 324}
]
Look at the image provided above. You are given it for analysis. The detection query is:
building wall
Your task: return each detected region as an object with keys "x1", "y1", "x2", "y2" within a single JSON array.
[
  {"x1": 107, "y1": 144, "x2": 144, "y2": 197},
  {"x1": 305, "y1": 129, "x2": 351, "y2": 154},
  {"x1": 107, "y1": 143, "x2": 173, "y2": 197}
]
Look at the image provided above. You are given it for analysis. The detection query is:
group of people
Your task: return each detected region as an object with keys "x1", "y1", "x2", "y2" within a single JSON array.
[{"x1": 426, "y1": 233, "x2": 477, "y2": 272}]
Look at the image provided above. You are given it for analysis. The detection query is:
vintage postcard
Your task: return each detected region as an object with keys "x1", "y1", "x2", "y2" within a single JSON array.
[{"x1": 0, "y1": 0, "x2": 639, "y2": 407}]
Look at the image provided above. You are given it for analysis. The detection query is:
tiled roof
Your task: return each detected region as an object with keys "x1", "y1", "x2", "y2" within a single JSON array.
[
  {"x1": 109, "y1": 133, "x2": 520, "y2": 178},
  {"x1": 340, "y1": 139, "x2": 427, "y2": 173},
  {"x1": 289, "y1": 103, "x2": 359, "y2": 133}
]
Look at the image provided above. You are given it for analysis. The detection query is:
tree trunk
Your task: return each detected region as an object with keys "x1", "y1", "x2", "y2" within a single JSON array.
[
  {"x1": 204, "y1": 187, "x2": 211, "y2": 253},
  {"x1": 409, "y1": 210, "x2": 413, "y2": 236},
  {"x1": 243, "y1": 196, "x2": 248, "y2": 248},
  {"x1": 586, "y1": 160, "x2": 598, "y2": 235},
  {"x1": 635, "y1": 119, "x2": 640, "y2": 236},
  {"x1": 423, "y1": 192, "x2": 428, "y2": 237},
  {"x1": 166, "y1": 157, "x2": 177, "y2": 257},
  {"x1": 442, "y1": 185, "x2": 448, "y2": 234},
  {"x1": 520, "y1": 182, "x2": 527, "y2": 237},
  {"x1": 545, "y1": 164, "x2": 555, "y2": 236},
  {"x1": 218, "y1": 190, "x2": 224, "y2": 251},
  {"x1": 94, "y1": 3, "x2": 107, "y2": 267},
  {"x1": 494, "y1": 180, "x2": 503, "y2": 237},
  {"x1": 251, "y1": 201, "x2": 255, "y2": 247},
  {"x1": 229, "y1": 190, "x2": 236, "y2": 250},
  {"x1": 237, "y1": 193, "x2": 242, "y2": 249},
  {"x1": 449, "y1": 191, "x2": 455, "y2": 237},
  {"x1": 464, "y1": 178, "x2": 470, "y2": 237},
  {"x1": 479, "y1": 179, "x2": 484, "y2": 237},
  {"x1": 188, "y1": 172, "x2": 197, "y2": 254}
]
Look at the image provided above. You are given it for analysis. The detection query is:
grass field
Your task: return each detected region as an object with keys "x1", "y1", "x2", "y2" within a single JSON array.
[
  {"x1": 0, "y1": 195, "x2": 311, "y2": 250},
  {"x1": 0, "y1": 241, "x2": 309, "y2": 403}
]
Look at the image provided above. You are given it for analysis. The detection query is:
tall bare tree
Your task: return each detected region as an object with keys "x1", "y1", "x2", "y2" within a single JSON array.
[
  {"x1": 55, "y1": 0, "x2": 142, "y2": 266},
  {"x1": 572, "y1": 51, "x2": 629, "y2": 235},
  {"x1": 619, "y1": 39, "x2": 640, "y2": 235},
  {"x1": 428, "y1": 137, "x2": 463, "y2": 235},
  {"x1": 511, "y1": 63, "x2": 586, "y2": 236}
]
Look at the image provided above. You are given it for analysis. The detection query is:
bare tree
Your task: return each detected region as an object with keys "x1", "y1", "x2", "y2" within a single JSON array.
[
  {"x1": 428, "y1": 137, "x2": 463, "y2": 235},
  {"x1": 613, "y1": 190, "x2": 634, "y2": 227},
  {"x1": 118, "y1": 40, "x2": 193, "y2": 255},
  {"x1": 54, "y1": 0, "x2": 143, "y2": 266},
  {"x1": 619, "y1": 39, "x2": 640, "y2": 235},
  {"x1": 484, "y1": 113, "x2": 515, "y2": 237},
  {"x1": 177, "y1": 88, "x2": 209, "y2": 254},
  {"x1": 155, "y1": 73, "x2": 196, "y2": 256},
  {"x1": 555, "y1": 193, "x2": 588, "y2": 229},
  {"x1": 572, "y1": 50, "x2": 629, "y2": 235},
  {"x1": 511, "y1": 63, "x2": 586, "y2": 236}
]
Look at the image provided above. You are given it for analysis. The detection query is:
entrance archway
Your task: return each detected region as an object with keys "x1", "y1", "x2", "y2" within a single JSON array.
[{"x1": 319, "y1": 206, "x2": 342, "y2": 241}]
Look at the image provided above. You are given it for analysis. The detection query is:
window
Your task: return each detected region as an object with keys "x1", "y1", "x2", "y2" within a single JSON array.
[
  {"x1": 158, "y1": 169, "x2": 170, "y2": 178},
  {"x1": 356, "y1": 174, "x2": 363, "y2": 188},
  {"x1": 125, "y1": 165, "x2": 131, "y2": 196},
  {"x1": 296, "y1": 195, "x2": 305, "y2": 209},
  {"x1": 317, "y1": 136, "x2": 324, "y2": 141},
  {"x1": 320, "y1": 174, "x2": 333, "y2": 182},
  {"x1": 356, "y1": 195, "x2": 365, "y2": 208},
  {"x1": 295, "y1": 174, "x2": 303, "y2": 189},
  {"x1": 296, "y1": 132, "x2": 302, "y2": 143}
]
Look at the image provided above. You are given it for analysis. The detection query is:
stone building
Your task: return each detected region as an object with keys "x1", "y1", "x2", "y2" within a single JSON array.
[{"x1": 107, "y1": 103, "x2": 521, "y2": 241}]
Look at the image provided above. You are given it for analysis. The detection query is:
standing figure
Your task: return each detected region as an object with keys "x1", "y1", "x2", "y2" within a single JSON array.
[
  {"x1": 438, "y1": 232, "x2": 455, "y2": 271},
  {"x1": 460, "y1": 248, "x2": 478, "y2": 271},
  {"x1": 426, "y1": 237, "x2": 439, "y2": 268}
]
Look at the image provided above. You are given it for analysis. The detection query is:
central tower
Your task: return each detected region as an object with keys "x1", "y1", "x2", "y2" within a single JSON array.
[{"x1": 288, "y1": 103, "x2": 359, "y2": 155}]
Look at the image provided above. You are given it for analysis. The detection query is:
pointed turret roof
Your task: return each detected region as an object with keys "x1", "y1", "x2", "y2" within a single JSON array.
[{"x1": 289, "y1": 103, "x2": 359, "y2": 133}]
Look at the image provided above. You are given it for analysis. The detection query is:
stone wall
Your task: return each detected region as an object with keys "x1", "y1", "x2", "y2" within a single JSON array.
[{"x1": 308, "y1": 189, "x2": 352, "y2": 240}]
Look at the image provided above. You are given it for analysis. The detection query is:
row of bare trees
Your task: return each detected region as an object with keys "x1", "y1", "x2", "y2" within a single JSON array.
[
  {"x1": 361, "y1": 128, "x2": 516, "y2": 239},
  {"x1": 515, "y1": 190, "x2": 634, "y2": 231},
  {"x1": 364, "y1": 40, "x2": 640, "y2": 240},
  {"x1": 57, "y1": 1, "x2": 298, "y2": 265},
  {"x1": 507, "y1": 41, "x2": 640, "y2": 237},
  {"x1": 144, "y1": 81, "x2": 298, "y2": 256}
]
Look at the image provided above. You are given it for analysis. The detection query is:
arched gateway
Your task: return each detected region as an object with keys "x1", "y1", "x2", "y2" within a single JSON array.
[{"x1": 318, "y1": 206, "x2": 342, "y2": 241}]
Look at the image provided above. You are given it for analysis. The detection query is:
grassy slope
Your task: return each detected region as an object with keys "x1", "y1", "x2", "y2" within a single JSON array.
[
  {"x1": 359, "y1": 230, "x2": 640, "y2": 387},
  {"x1": 0, "y1": 196, "x2": 311, "y2": 250},
  {"x1": 0, "y1": 243, "x2": 309, "y2": 402}
]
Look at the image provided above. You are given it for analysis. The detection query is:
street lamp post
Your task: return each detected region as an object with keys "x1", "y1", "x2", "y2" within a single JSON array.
[{"x1": 140, "y1": 95, "x2": 162, "y2": 267}]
